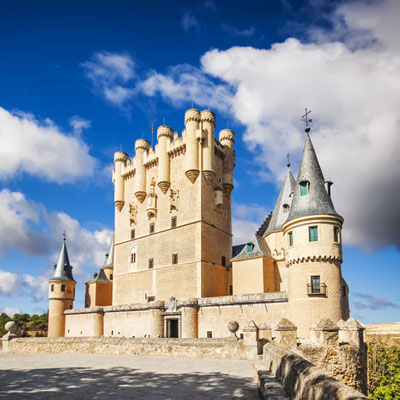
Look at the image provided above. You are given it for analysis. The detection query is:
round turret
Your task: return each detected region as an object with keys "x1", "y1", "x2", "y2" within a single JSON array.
[
  {"x1": 184, "y1": 108, "x2": 201, "y2": 124},
  {"x1": 201, "y1": 110, "x2": 216, "y2": 183},
  {"x1": 200, "y1": 110, "x2": 216, "y2": 126},
  {"x1": 157, "y1": 125, "x2": 174, "y2": 140},
  {"x1": 219, "y1": 129, "x2": 235, "y2": 148},
  {"x1": 113, "y1": 152, "x2": 129, "y2": 211},
  {"x1": 134, "y1": 140, "x2": 150, "y2": 203},
  {"x1": 184, "y1": 109, "x2": 201, "y2": 183},
  {"x1": 157, "y1": 126, "x2": 173, "y2": 194},
  {"x1": 114, "y1": 151, "x2": 129, "y2": 163},
  {"x1": 135, "y1": 139, "x2": 150, "y2": 151}
]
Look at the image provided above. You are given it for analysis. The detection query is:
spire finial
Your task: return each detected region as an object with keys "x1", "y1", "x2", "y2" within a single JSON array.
[
  {"x1": 62, "y1": 230, "x2": 67, "y2": 242},
  {"x1": 286, "y1": 153, "x2": 291, "y2": 168},
  {"x1": 301, "y1": 108, "x2": 312, "y2": 133}
]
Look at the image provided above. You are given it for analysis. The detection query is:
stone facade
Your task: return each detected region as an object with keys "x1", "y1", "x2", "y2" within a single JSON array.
[{"x1": 49, "y1": 108, "x2": 351, "y2": 343}]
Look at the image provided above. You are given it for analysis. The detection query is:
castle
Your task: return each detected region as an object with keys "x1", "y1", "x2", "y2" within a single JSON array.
[{"x1": 48, "y1": 108, "x2": 350, "y2": 340}]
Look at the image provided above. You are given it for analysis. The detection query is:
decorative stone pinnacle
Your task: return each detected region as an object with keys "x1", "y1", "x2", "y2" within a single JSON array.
[
  {"x1": 200, "y1": 110, "x2": 216, "y2": 126},
  {"x1": 114, "y1": 151, "x2": 129, "y2": 162},
  {"x1": 135, "y1": 139, "x2": 150, "y2": 151},
  {"x1": 184, "y1": 109, "x2": 201, "y2": 124},
  {"x1": 157, "y1": 125, "x2": 174, "y2": 140},
  {"x1": 219, "y1": 129, "x2": 235, "y2": 143}
]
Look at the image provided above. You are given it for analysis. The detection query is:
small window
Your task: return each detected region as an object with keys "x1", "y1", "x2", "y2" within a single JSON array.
[
  {"x1": 311, "y1": 276, "x2": 320, "y2": 294},
  {"x1": 51, "y1": 284, "x2": 54, "y2": 292},
  {"x1": 150, "y1": 223, "x2": 155, "y2": 234},
  {"x1": 283, "y1": 204, "x2": 290, "y2": 213},
  {"x1": 309, "y1": 226, "x2": 318, "y2": 242},
  {"x1": 247, "y1": 243, "x2": 254, "y2": 252},
  {"x1": 131, "y1": 254, "x2": 134, "y2": 263},
  {"x1": 63, "y1": 265, "x2": 68, "y2": 271},
  {"x1": 172, "y1": 253, "x2": 178, "y2": 265},
  {"x1": 342, "y1": 284, "x2": 346, "y2": 297},
  {"x1": 207, "y1": 331, "x2": 212, "y2": 338},
  {"x1": 86, "y1": 303, "x2": 89, "y2": 308},
  {"x1": 171, "y1": 216, "x2": 177, "y2": 228},
  {"x1": 148, "y1": 258, "x2": 154, "y2": 269},
  {"x1": 110, "y1": 274, "x2": 113, "y2": 281},
  {"x1": 222, "y1": 256, "x2": 226, "y2": 267},
  {"x1": 300, "y1": 181, "x2": 309, "y2": 196},
  {"x1": 147, "y1": 296, "x2": 155, "y2": 302},
  {"x1": 288, "y1": 232, "x2": 293, "y2": 247},
  {"x1": 67, "y1": 329, "x2": 70, "y2": 333},
  {"x1": 334, "y1": 226, "x2": 340, "y2": 243},
  {"x1": 69, "y1": 305, "x2": 72, "y2": 309},
  {"x1": 131, "y1": 229, "x2": 135, "y2": 239},
  {"x1": 111, "y1": 330, "x2": 114, "y2": 335},
  {"x1": 61, "y1": 284, "x2": 66, "y2": 292},
  {"x1": 228, "y1": 285, "x2": 233, "y2": 295}
]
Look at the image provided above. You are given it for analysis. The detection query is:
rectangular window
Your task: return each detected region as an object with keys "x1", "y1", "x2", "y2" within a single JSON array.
[
  {"x1": 288, "y1": 232, "x2": 293, "y2": 247},
  {"x1": 222, "y1": 256, "x2": 226, "y2": 267},
  {"x1": 309, "y1": 226, "x2": 318, "y2": 242},
  {"x1": 131, "y1": 254, "x2": 134, "y2": 263},
  {"x1": 51, "y1": 284, "x2": 54, "y2": 292},
  {"x1": 171, "y1": 216, "x2": 177, "y2": 228},
  {"x1": 147, "y1": 296, "x2": 155, "y2": 302},
  {"x1": 131, "y1": 229, "x2": 135, "y2": 239},
  {"x1": 172, "y1": 253, "x2": 178, "y2": 265},
  {"x1": 342, "y1": 284, "x2": 346, "y2": 297},
  {"x1": 110, "y1": 274, "x2": 113, "y2": 281},
  {"x1": 300, "y1": 181, "x2": 309, "y2": 196},
  {"x1": 334, "y1": 226, "x2": 340, "y2": 243},
  {"x1": 247, "y1": 243, "x2": 254, "y2": 252},
  {"x1": 61, "y1": 284, "x2": 66, "y2": 292},
  {"x1": 311, "y1": 276, "x2": 320, "y2": 294},
  {"x1": 228, "y1": 285, "x2": 233, "y2": 295},
  {"x1": 150, "y1": 223, "x2": 155, "y2": 234},
  {"x1": 207, "y1": 331, "x2": 213, "y2": 338},
  {"x1": 148, "y1": 258, "x2": 154, "y2": 269}
]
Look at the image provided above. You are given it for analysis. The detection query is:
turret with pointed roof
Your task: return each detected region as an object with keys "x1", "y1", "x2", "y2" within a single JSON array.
[
  {"x1": 263, "y1": 166, "x2": 296, "y2": 236},
  {"x1": 285, "y1": 134, "x2": 341, "y2": 224},
  {"x1": 51, "y1": 239, "x2": 75, "y2": 282}
]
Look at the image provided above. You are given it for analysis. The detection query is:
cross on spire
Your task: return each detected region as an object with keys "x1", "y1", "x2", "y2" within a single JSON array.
[
  {"x1": 62, "y1": 230, "x2": 67, "y2": 242},
  {"x1": 301, "y1": 108, "x2": 312, "y2": 133},
  {"x1": 286, "y1": 153, "x2": 291, "y2": 168}
]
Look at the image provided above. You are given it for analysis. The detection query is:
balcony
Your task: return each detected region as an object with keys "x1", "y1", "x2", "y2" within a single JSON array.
[{"x1": 307, "y1": 283, "x2": 327, "y2": 296}]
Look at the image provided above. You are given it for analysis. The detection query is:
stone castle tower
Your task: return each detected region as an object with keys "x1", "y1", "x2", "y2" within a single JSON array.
[
  {"x1": 49, "y1": 108, "x2": 350, "y2": 341},
  {"x1": 48, "y1": 239, "x2": 76, "y2": 337},
  {"x1": 111, "y1": 109, "x2": 235, "y2": 304}
]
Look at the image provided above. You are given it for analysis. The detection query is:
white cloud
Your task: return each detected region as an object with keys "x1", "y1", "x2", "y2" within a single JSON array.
[
  {"x1": 1, "y1": 307, "x2": 21, "y2": 317},
  {"x1": 69, "y1": 115, "x2": 91, "y2": 136},
  {"x1": 0, "y1": 269, "x2": 21, "y2": 296},
  {"x1": 181, "y1": 10, "x2": 200, "y2": 32},
  {"x1": 0, "y1": 189, "x2": 113, "y2": 270},
  {"x1": 134, "y1": 0, "x2": 400, "y2": 251},
  {"x1": 220, "y1": 23, "x2": 255, "y2": 37},
  {"x1": 0, "y1": 107, "x2": 96, "y2": 183},
  {"x1": 82, "y1": 51, "x2": 136, "y2": 107}
]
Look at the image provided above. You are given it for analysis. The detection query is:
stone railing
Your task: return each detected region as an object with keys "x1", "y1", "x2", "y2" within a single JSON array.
[
  {"x1": 263, "y1": 343, "x2": 368, "y2": 400},
  {"x1": 7, "y1": 337, "x2": 257, "y2": 360}
]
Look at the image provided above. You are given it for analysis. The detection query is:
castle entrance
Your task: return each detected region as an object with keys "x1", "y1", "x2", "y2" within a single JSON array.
[{"x1": 168, "y1": 319, "x2": 179, "y2": 338}]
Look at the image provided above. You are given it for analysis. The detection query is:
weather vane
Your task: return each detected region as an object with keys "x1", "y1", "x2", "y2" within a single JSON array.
[
  {"x1": 301, "y1": 108, "x2": 312, "y2": 133},
  {"x1": 286, "y1": 153, "x2": 291, "y2": 168},
  {"x1": 62, "y1": 230, "x2": 67, "y2": 242}
]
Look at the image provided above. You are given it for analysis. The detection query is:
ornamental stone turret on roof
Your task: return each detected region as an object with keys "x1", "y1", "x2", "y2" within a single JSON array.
[
  {"x1": 87, "y1": 268, "x2": 110, "y2": 284},
  {"x1": 50, "y1": 240, "x2": 75, "y2": 282},
  {"x1": 263, "y1": 167, "x2": 296, "y2": 236},
  {"x1": 231, "y1": 234, "x2": 272, "y2": 261},
  {"x1": 285, "y1": 134, "x2": 341, "y2": 224}
]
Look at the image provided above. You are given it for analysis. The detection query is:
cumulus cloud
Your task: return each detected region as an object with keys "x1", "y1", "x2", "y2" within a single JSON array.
[
  {"x1": 127, "y1": 0, "x2": 400, "y2": 251},
  {"x1": 0, "y1": 189, "x2": 113, "y2": 270},
  {"x1": 0, "y1": 107, "x2": 96, "y2": 183},
  {"x1": 69, "y1": 115, "x2": 91, "y2": 136},
  {"x1": 82, "y1": 51, "x2": 136, "y2": 107},
  {"x1": 0, "y1": 269, "x2": 48, "y2": 303},
  {"x1": 1, "y1": 307, "x2": 21, "y2": 317},
  {"x1": 353, "y1": 292, "x2": 399, "y2": 311},
  {"x1": 220, "y1": 23, "x2": 255, "y2": 37}
]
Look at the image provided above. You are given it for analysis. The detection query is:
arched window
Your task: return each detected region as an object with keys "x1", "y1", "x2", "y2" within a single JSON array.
[
  {"x1": 283, "y1": 204, "x2": 290, "y2": 213},
  {"x1": 300, "y1": 181, "x2": 310, "y2": 196}
]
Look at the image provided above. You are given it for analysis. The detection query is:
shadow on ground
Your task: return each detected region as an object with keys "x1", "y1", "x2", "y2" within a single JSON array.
[{"x1": 0, "y1": 367, "x2": 260, "y2": 399}]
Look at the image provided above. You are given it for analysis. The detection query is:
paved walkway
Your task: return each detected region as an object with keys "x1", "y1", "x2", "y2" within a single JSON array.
[{"x1": 0, "y1": 354, "x2": 260, "y2": 399}]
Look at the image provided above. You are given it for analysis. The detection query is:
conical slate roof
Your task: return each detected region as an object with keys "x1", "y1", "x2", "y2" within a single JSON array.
[
  {"x1": 285, "y1": 134, "x2": 341, "y2": 224},
  {"x1": 263, "y1": 167, "x2": 296, "y2": 235},
  {"x1": 50, "y1": 240, "x2": 75, "y2": 282},
  {"x1": 87, "y1": 268, "x2": 111, "y2": 284},
  {"x1": 102, "y1": 236, "x2": 114, "y2": 270},
  {"x1": 231, "y1": 234, "x2": 272, "y2": 261}
]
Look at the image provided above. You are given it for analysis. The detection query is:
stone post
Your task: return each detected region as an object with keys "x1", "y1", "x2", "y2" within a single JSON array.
[
  {"x1": 149, "y1": 301, "x2": 165, "y2": 338},
  {"x1": 243, "y1": 320, "x2": 262, "y2": 355},
  {"x1": 179, "y1": 298, "x2": 198, "y2": 338},
  {"x1": 338, "y1": 318, "x2": 365, "y2": 346},
  {"x1": 311, "y1": 318, "x2": 339, "y2": 346},
  {"x1": 259, "y1": 322, "x2": 272, "y2": 342},
  {"x1": 2, "y1": 321, "x2": 19, "y2": 353},
  {"x1": 273, "y1": 318, "x2": 297, "y2": 350}
]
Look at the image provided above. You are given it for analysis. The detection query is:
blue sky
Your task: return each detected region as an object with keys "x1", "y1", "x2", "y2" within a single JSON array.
[{"x1": 0, "y1": 0, "x2": 398, "y2": 324}]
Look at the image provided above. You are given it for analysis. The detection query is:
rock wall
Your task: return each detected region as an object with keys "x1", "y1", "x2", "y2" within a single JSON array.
[
  {"x1": 263, "y1": 342, "x2": 368, "y2": 400},
  {"x1": 7, "y1": 337, "x2": 255, "y2": 360}
]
